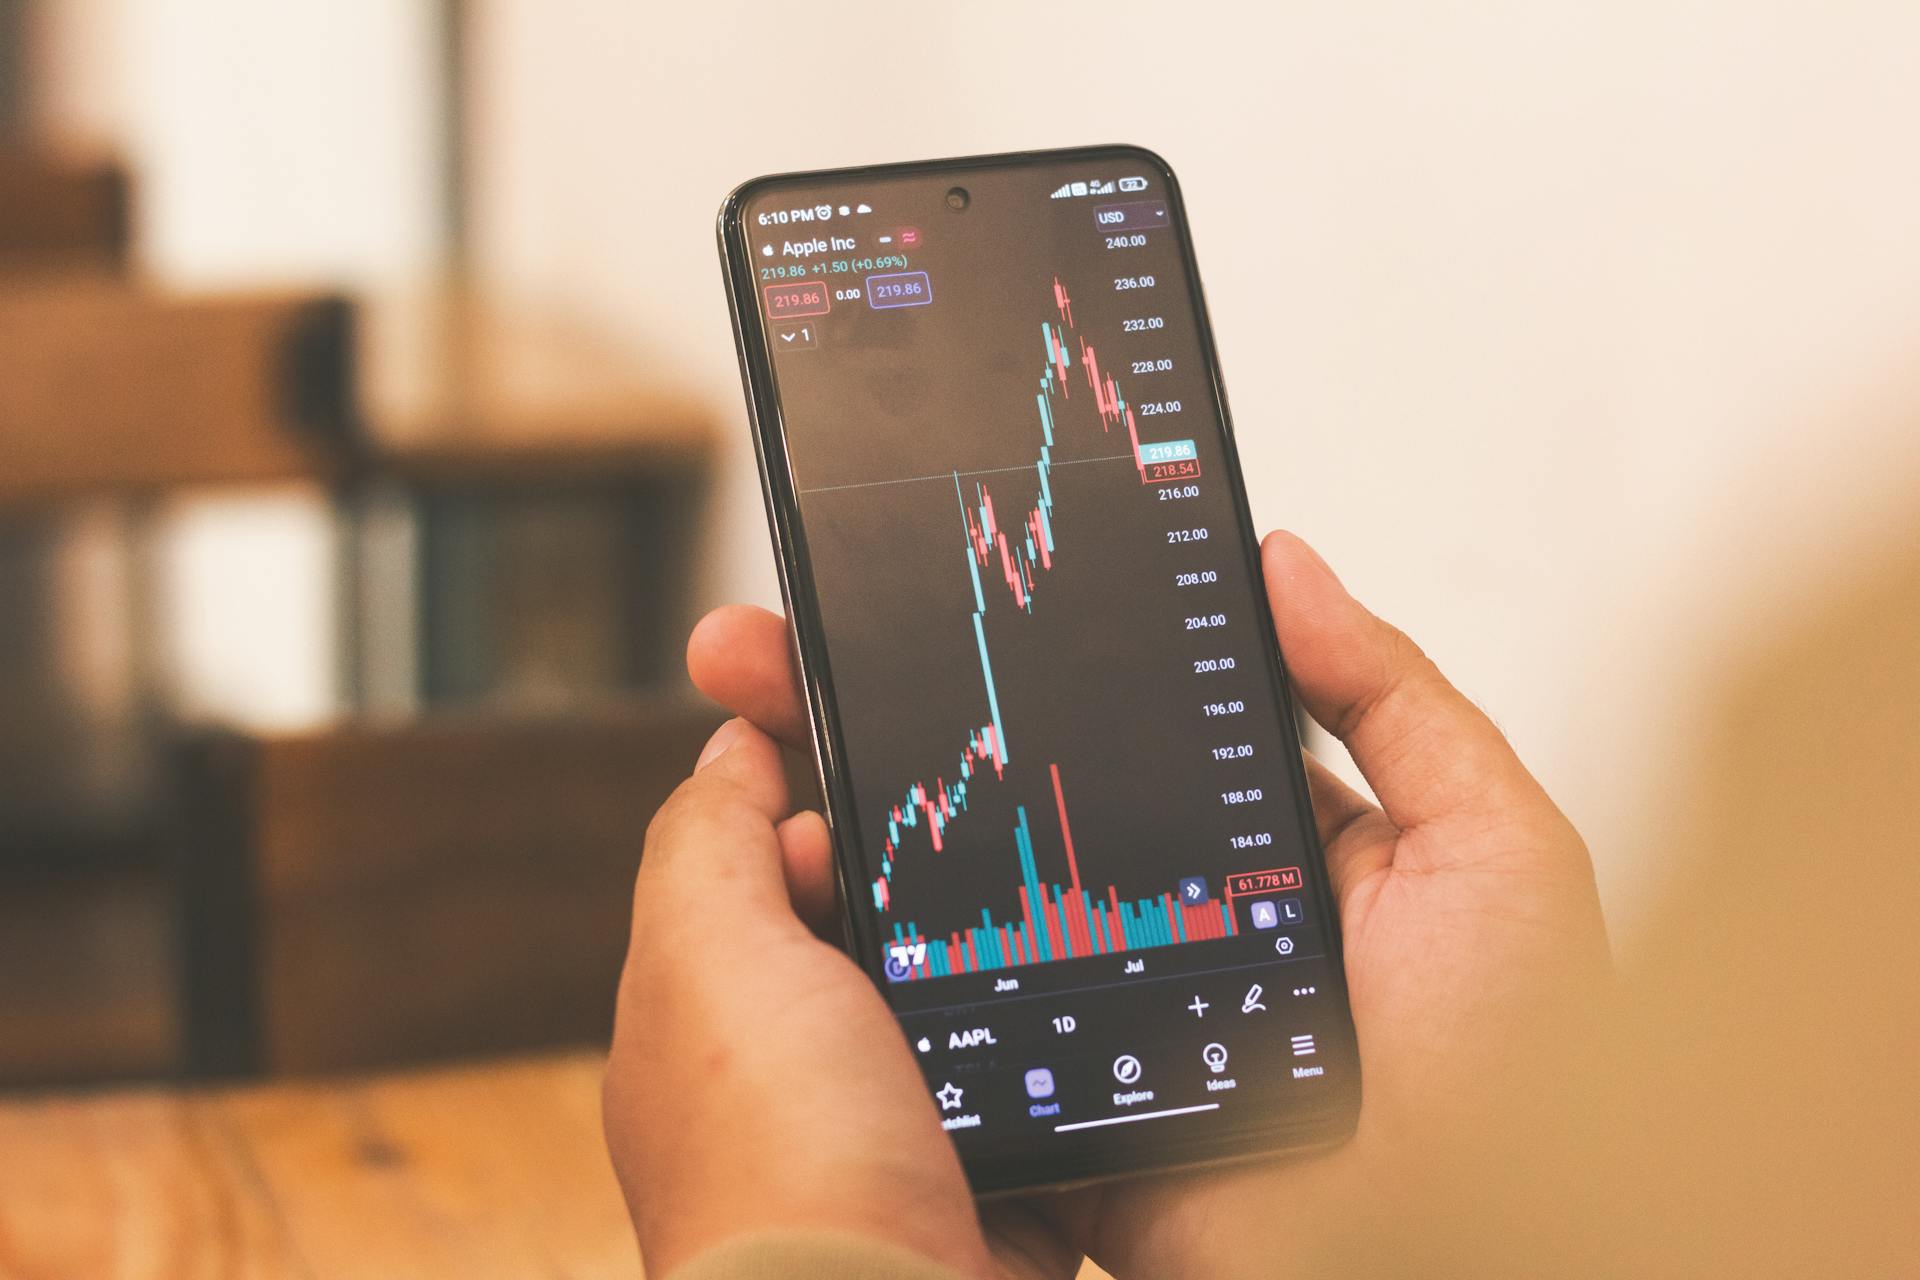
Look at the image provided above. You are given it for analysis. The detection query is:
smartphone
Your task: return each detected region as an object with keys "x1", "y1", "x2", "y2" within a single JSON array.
[{"x1": 718, "y1": 146, "x2": 1359, "y2": 1193}]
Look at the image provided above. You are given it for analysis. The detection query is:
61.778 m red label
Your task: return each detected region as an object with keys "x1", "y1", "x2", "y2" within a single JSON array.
[{"x1": 1226, "y1": 867, "x2": 1303, "y2": 897}]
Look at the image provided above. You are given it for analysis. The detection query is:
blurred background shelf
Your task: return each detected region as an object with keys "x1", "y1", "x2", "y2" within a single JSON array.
[
  {"x1": 0, "y1": 282, "x2": 355, "y2": 505},
  {"x1": 0, "y1": 117, "x2": 723, "y2": 1087},
  {"x1": 0, "y1": 867, "x2": 180, "y2": 1085},
  {"x1": 175, "y1": 706, "x2": 723, "y2": 1078},
  {"x1": 344, "y1": 292, "x2": 719, "y2": 716},
  {"x1": 0, "y1": 147, "x2": 128, "y2": 276}
]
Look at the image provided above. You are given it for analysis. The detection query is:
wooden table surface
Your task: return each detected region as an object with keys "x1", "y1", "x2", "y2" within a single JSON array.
[
  {"x1": 1, "y1": 1051, "x2": 1112, "y2": 1280},
  {"x1": 0, "y1": 1051, "x2": 641, "y2": 1280}
]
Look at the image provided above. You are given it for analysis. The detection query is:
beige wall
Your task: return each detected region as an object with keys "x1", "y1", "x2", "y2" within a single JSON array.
[
  {"x1": 36, "y1": 0, "x2": 445, "y2": 287},
  {"x1": 468, "y1": 1, "x2": 1920, "y2": 934},
  {"x1": 32, "y1": 4, "x2": 1920, "y2": 931}
]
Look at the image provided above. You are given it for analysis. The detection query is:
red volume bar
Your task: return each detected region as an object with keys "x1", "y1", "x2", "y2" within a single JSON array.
[{"x1": 884, "y1": 764, "x2": 1239, "y2": 980}]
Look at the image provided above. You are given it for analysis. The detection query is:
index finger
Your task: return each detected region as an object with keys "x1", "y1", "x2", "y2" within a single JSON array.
[{"x1": 687, "y1": 605, "x2": 811, "y2": 748}]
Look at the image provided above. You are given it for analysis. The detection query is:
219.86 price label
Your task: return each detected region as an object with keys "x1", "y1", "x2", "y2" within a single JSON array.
[{"x1": 764, "y1": 280, "x2": 830, "y2": 319}]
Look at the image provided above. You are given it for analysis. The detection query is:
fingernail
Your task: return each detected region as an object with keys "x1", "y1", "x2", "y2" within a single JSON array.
[{"x1": 697, "y1": 720, "x2": 744, "y2": 770}]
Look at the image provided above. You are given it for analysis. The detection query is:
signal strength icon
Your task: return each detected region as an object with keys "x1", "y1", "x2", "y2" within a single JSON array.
[
  {"x1": 1089, "y1": 178, "x2": 1116, "y2": 195},
  {"x1": 1049, "y1": 183, "x2": 1073, "y2": 199}
]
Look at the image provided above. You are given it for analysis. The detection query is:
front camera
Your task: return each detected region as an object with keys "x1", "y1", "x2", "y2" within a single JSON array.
[{"x1": 946, "y1": 186, "x2": 970, "y2": 211}]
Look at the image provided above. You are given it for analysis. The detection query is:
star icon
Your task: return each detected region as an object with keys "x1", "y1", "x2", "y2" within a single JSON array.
[{"x1": 936, "y1": 1082, "x2": 965, "y2": 1111}]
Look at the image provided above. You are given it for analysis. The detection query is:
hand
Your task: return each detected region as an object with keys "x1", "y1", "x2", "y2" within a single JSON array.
[
  {"x1": 603, "y1": 716, "x2": 1058, "y2": 1277},
  {"x1": 1044, "y1": 534, "x2": 1613, "y2": 1276},
  {"x1": 613, "y1": 531, "x2": 1610, "y2": 1279}
]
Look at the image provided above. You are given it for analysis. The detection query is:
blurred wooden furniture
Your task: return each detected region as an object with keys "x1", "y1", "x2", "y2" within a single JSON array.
[
  {"x1": 0, "y1": 1051, "x2": 643, "y2": 1280},
  {"x1": 0, "y1": 281, "x2": 356, "y2": 506},
  {"x1": 0, "y1": 149, "x2": 130, "y2": 275},
  {"x1": 0, "y1": 870, "x2": 180, "y2": 1084},
  {"x1": 348, "y1": 442, "x2": 711, "y2": 714},
  {"x1": 0, "y1": 144, "x2": 720, "y2": 1088},
  {"x1": 175, "y1": 705, "x2": 724, "y2": 1077},
  {"x1": 0, "y1": 270, "x2": 359, "y2": 1084},
  {"x1": 347, "y1": 294, "x2": 717, "y2": 709}
]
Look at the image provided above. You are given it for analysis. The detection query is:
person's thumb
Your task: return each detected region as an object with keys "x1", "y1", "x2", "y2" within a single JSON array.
[
  {"x1": 634, "y1": 718, "x2": 804, "y2": 938},
  {"x1": 1263, "y1": 531, "x2": 1569, "y2": 849}
]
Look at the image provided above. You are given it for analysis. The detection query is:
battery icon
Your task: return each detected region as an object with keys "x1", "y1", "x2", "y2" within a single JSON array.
[
  {"x1": 1119, "y1": 175, "x2": 1148, "y2": 192},
  {"x1": 1069, "y1": 181, "x2": 1088, "y2": 196}
]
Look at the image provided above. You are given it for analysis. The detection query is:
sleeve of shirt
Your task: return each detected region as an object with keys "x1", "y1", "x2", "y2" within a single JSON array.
[{"x1": 663, "y1": 1230, "x2": 975, "y2": 1280}]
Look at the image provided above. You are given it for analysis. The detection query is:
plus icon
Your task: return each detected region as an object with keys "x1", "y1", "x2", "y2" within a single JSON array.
[{"x1": 1187, "y1": 995, "x2": 1210, "y2": 1018}]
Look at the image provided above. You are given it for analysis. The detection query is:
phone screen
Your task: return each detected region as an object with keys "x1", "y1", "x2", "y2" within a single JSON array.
[{"x1": 723, "y1": 148, "x2": 1358, "y2": 1190}]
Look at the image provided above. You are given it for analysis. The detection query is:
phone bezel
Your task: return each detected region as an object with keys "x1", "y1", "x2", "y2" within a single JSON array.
[{"x1": 717, "y1": 144, "x2": 1360, "y2": 1193}]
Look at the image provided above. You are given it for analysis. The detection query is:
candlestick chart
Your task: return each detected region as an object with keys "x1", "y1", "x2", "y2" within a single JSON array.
[
  {"x1": 872, "y1": 277, "x2": 1123, "y2": 880},
  {"x1": 860, "y1": 273, "x2": 1239, "y2": 978}
]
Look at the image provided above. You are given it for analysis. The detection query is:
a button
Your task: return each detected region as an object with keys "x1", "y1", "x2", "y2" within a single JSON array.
[
  {"x1": 884, "y1": 940, "x2": 924, "y2": 982},
  {"x1": 1274, "y1": 936, "x2": 1296, "y2": 956},
  {"x1": 1290, "y1": 1034, "x2": 1316, "y2": 1057},
  {"x1": 1277, "y1": 897, "x2": 1305, "y2": 925},
  {"x1": 936, "y1": 1081, "x2": 965, "y2": 1109},
  {"x1": 1178, "y1": 875, "x2": 1209, "y2": 904},
  {"x1": 1250, "y1": 900, "x2": 1279, "y2": 929},
  {"x1": 1187, "y1": 995, "x2": 1210, "y2": 1017},
  {"x1": 773, "y1": 322, "x2": 818, "y2": 350},
  {"x1": 1241, "y1": 983, "x2": 1267, "y2": 1014},
  {"x1": 1202, "y1": 1042, "x2": 1229, "y2": 1073},
  {"x1": 1112, "y1": 1054, "x2": 1143, "y2": 1084},
  {"x1": 1024, "y1": 1068, "x2": 1055, "y2": 1099}
]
